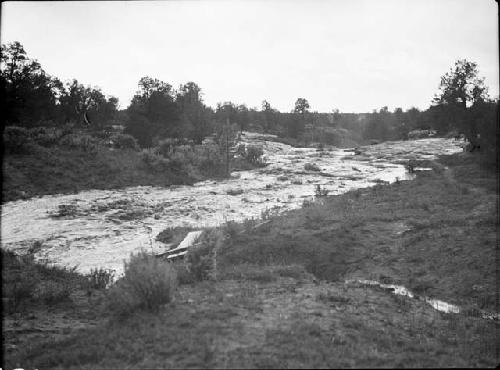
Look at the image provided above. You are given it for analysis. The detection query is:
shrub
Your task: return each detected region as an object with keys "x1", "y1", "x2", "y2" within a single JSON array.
[
  {"x1": 195, "y1": 144, "x2": 227, "y2": 177},
  {"x1": 106, "y1": 251, "x2": 177, "y2": 316},
  {"x1": 110, "y1": 133, "x2": 139, "y2": 150},
  {"x1": 405, "y1": 160, "x2": 417, "y2": 174},
  {"x1": 3, "y1": 126, "x2": 32, "y2": 154},
  {"x1": 185, "y1": 229, "x2": 225, "y2": 282},
  {"x1": 86, "y1": 268, "x2": 115, "y2": 290},
  {"x1": 59, "y1": 133, "x2": 99, "y2": 153},
  {"x1": 140, "y1": 149, "x2": 171, "y2": 172},
  {"x1": 29, "y1": 127, "x2": 62, "y2": 147},
  {"x1": 244, "y1": 145, "x2": 265, "y2": 166},
  {"x1": 157, "y1": 138, "x2": 179, "y2": 157},
  {"x1": 304, "y1": 162, "x2": 321, "y2": 171},
  {"x1": 314, "y1": 184, "x2": 329, "y2": 197}
]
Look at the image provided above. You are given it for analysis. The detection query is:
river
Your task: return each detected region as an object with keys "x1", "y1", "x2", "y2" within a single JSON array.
[{"x1": 1, "y1": 132, "x2": 463, "y2": 276}]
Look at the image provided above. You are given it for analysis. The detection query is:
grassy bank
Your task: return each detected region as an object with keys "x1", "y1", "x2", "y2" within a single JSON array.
[
  {"x1": 220, "y1": 152, "x2": 497, "y2": 311},
  {"x1": 2, "y1": 128, "x2": 266, "y2": 203},
  {"x1": 2, "y1": 146, "x2": 197, "y2": 202},
  {"x1": 3, "y1": 151, "x2": 498, "y2": 368}
]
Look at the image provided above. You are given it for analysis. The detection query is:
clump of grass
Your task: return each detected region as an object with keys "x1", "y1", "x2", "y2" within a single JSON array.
[
  {"x1": 314, "y1": 184, "x2": 329, "y2": 197},
  {"x1": 106, "y1": 251, "x2": 177, "y2": 317}
]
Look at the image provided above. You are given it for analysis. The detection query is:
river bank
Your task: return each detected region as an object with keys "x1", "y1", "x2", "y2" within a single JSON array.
[{"x1": 3, "y1": 150, "x2": 498, "y2": 368}]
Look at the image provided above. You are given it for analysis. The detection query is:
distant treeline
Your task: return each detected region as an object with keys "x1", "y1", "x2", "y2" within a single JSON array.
[{"x1": 1, "y1": 42, "x2": 497, "y2": 155}]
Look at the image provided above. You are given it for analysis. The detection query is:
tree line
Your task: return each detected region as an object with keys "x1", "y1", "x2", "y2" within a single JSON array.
[{"x1": 2, "y1": 42, "x2": 497, "y2": 156}]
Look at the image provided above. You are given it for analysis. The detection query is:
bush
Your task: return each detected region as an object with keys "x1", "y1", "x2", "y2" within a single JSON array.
[
  {"x1": 106, "y1": 251, "x2": 177, "y2": 316},
  {"x1": 29, "y1": 127, "x2": 62, "y2": 147},
  {"x1": 3, "y1": 126, "x2": 32, "y2": 154},
  {"x1": 243, "y1": 145, "x2": 265, "y2": 166},
  {"x1": 86, "y1": 268, "x2": 115, "y2": 290},
  {"x1": 304, "y1": 162, "x2": 321, "y2": 171},
  {"x1": 140, "y1": 148, "x2": 171, "y2": 172},
  {"x1": 110, "y1": 133, "x2": 139, "y2": 150},
  {"x1": 157, "y1": 138, "x2": 179, "y2": 157},
  {"x1": 314, "y1": 185, "x2": 329, "y2": 197},
  {"x1": 185, "y1": 229, "x2": 225, "y2": 282},
  {"x1": 59, "y1": 133, "x2": 99, "y2": 153}
]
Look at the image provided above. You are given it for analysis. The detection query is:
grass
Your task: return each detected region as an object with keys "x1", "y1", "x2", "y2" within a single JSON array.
[
  {"x1": 2, "y1": 145, "x2": 197, "y2": 202},
  {"x1": 5, "y1": 276, "x2": 497, "y2": 369},
  {"x1": 219, "y1": 151, "x2": 497, "y2": 311},
  {"x1": 2, "y1": 150, "x2": 498, "y2": 368}
]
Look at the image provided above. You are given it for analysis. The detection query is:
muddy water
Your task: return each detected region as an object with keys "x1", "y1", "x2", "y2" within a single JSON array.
[{"x1": 1, "y1": 132, "x2": 462, "y2": 276}]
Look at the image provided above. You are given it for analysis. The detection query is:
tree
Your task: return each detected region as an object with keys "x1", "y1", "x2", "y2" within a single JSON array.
[
  {"x1": 287, "y1": 98, "x2": 310, "y2": 138},
  {"x1": 1, "y1": 42, "x2": 60, "y2": 126},
  {"x1": 58, "y1": 79, "x2": 117, "y2": 128},
  {"x1": 261, "y1": 100, "x2": 278, "y2": 132},
  {"x1": 433, "y1": 59, "x2": 488, "y2": 109},
  {"x1": 293, "y1": 98, "x2": 310, "y2": 114},
  {"x1": 433, "y1": 59, "x2": 491, "y2": 148},
  {"x1": 125, "y1": 76, "x2": 180, "y2": 146},
  {"x1": 176, "y1": 82, "x2": 211, "y2": 144}
]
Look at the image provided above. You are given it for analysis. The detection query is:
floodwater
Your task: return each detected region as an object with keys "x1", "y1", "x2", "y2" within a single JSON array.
[{"x1": 1, "y1": 132, "x2": 463, "y2": 277}]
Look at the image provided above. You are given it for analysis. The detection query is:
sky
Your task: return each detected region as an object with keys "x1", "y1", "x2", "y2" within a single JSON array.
[{"x1": 1, "y1": 0, "x2": 498, "y2": 113}]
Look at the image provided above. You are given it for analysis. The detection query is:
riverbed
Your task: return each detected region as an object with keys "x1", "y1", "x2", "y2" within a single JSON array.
[{"x1": 1, "y1": 132, "x2": 463, "y2": 275}]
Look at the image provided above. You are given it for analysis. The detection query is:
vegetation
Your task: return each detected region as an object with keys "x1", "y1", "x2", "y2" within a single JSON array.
[
  {"x1": 106, "y1": 251, "x2": 178, "y2": 317},
  {"x1": 2, "y1": 42, "x2": 496, "y2": 203},
  {"x1": 1, "y1": 40, "x2": 498, "y2": 368},
  {"x1": 1, "y1": 249, "x2": 86, "y2": 314},
  {"x1": 4, "y1": 41, "x2": 496, "y2": 157}
]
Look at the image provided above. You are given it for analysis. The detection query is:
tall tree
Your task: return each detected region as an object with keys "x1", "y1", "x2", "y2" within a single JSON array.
[
  {"x1": 126, "y1": 76, "x2": 180, "y2": 146},
  {"x1": 176, "y1": 82, "x2": 211, "y2": 144},
  {"x1": 288, "y1": 98, "x2": 310, "y2": 138},
  {"x1": 433, "y1": 59, "x2": 490, "y2": 147},
  {"x1": 433, "y1": 59, "x2": 488, "y2": 109},
  {"x1": 1, "y1": 42, "x2": 60, "y2": 126}
]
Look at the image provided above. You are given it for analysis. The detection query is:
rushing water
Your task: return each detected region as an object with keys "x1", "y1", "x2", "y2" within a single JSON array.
[{"x1": 1, "y1": 132, "x2": 463, "y2": 276}]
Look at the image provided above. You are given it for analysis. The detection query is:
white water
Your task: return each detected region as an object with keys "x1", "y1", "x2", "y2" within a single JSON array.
[{"x1": 1, "y1": 133, "x2": 463, "y2": 276}]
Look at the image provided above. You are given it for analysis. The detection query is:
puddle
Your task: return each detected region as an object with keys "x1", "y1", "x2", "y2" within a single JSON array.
[
  {"x1": 346, "y1": 279, "x2": 498, "y2": 321},
  {"x1": 1, "y1": 133, "x2": 463, "y2": 275}
]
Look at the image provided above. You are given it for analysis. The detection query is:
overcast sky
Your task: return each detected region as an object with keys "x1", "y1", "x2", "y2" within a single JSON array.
[{"x1": 1, "y1": 0, "x2": 498, "y2": 112}]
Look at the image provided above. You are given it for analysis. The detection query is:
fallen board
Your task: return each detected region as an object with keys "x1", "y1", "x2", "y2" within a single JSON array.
[{"x1": 155, "y1": 230, "x2": 204, "y2": 260}]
